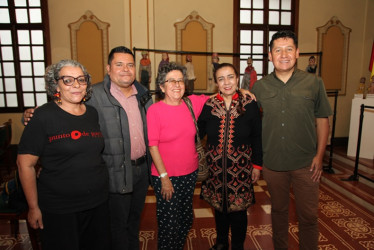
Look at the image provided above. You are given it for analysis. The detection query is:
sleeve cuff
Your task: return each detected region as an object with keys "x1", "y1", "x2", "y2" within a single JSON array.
[{"x1": 253, "y1": 164, "x2": 262, "y2": 170}]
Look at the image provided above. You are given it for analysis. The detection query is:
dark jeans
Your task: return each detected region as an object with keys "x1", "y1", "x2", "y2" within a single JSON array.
[
  {"x1": 40, "y1": 201, "x2": 110, "y2": 250},
  {"x1": 214, "y1": 209, "x2": 247, "y2": 250},
  {"x1": 109, "y1": 161, "x2": 149, "y2": 250},
  {"x1": 263, "y1": 166, "x2": 319, "y2": 250}
]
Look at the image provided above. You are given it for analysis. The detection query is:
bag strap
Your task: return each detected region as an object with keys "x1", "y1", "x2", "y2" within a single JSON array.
[{"x1": 183, "y1": 97, "x2": 202, "y2": 144}]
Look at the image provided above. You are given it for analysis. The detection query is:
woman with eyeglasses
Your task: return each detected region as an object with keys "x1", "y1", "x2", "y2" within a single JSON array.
[
  {"x1": 17, "y1": 60, "x2": 110, "y2": 250},
  {"x1": 198, "y1": 63, "x2": 263, "y2": 250},
  {"x1": 146, "y1": 62, "x2": 209, "y2": 249}
]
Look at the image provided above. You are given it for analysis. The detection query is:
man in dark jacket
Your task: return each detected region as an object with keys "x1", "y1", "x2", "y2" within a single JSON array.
[
  {"x1": 87, "y1": 46, "x2": 152, "y2": 250},
  {"x1": 23, "y1": 46, "x2": 153, "y2": 250}
]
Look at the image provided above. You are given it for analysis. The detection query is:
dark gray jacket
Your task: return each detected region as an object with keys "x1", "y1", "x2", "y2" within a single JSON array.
[{"x1": 87, "y1": 75, "x2": 153, "y2": 194}]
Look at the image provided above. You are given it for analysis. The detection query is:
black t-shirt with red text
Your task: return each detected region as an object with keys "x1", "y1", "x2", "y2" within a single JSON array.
[{"x1": 18, "y1": 102, "x2": 108, "y2": 214}]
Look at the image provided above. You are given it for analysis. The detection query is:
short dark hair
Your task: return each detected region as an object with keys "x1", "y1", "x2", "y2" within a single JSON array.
[
  {"x1": 156, "y1": 62, "x2": 188, "y2": 99},
  {"x1": 269, "y1": 30, "x2": 298, "y2": 51},
  {"x1": 213, "y1": 63, "x2": 239, "y2": 84},
  {"x1": 107, "y1": 46, "x2": 134, "y2": 65}
]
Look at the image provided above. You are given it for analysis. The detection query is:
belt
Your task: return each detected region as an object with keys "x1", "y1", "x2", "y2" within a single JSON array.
[{"x1": 131, "y1": 155, "x2": 146, "y2": 166}]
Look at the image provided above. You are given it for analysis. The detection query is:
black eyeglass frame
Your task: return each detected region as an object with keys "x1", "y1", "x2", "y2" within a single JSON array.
[{"x1": 56, "y1": 75, "x2": 90, "y2": 86}]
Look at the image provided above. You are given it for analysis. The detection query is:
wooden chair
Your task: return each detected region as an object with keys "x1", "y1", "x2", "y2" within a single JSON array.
[
  {"x1": 0, "y1": 122, "x2": 41, "y2": 249},
  {"x1": 0, "y1": 171, "x2": 40, "y2": 250},
  {"x1": 0, "y1": 119, "x2": 13, "y2": 175},
  {"x1": 0, "y1": 210, "x2": 40, "y2": 250}
]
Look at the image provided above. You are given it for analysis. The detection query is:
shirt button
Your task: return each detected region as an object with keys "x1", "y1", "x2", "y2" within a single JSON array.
[
  {"x1": 281, "y1": 136, "x2": 285, "y2": 139},
  {"x1": 282, "y1": 123, "x2": 284, "y2": 126},
  {"x1": 281, "y1": 110, "x2": 285, "y2": 113}
]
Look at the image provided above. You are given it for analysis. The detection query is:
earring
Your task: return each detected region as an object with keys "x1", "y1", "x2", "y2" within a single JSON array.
[
  {"x1": 54, "y1": 92, "x2": 61, "y2": 104},
  {"x1": 82, "y1": 95, "x2": 87, "y2": 102}
]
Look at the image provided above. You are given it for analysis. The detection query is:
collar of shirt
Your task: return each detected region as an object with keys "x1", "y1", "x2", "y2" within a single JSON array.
[
  {"x1": 216, "y1": 92, "x2": 239, "y2": 101},
  {"x1": 109, "y1": 81, "x2": 146, "y2": 160},
  {"x1": 110, "y1": 82, "x2": 138, "y2": 98},
  {"x1": 272, "y1": 67, "x2": 297, "y2": 84}
]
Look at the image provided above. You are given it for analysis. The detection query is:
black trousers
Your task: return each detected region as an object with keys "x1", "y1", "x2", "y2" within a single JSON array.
[
  {"x1": 108, "y1": 160, "x2": 149, "y2": 250},
  {"x1": 214, "y1": 209, "x2": 248, "y2": 250},
  {"x1": 40, "y1": 201, "x2": 111, "y2": 250}
]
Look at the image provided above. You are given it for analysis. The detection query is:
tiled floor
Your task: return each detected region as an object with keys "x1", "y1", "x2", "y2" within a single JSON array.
[{"x1": 1, "y1": 145, "x2": 373, "y2": 249}]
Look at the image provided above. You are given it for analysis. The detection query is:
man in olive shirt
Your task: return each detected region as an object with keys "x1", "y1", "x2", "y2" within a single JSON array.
[{"x1": 252, "y1": 30, "x2": 332, "y2": 250}]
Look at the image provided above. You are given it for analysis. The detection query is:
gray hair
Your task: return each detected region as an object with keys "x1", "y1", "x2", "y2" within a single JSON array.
[
  {"x1": 44, "y1": 59, "x2": 92, "y2": 101},
  {"x1": 156, "y1": 62, "x2": 188, "y2": 99}
]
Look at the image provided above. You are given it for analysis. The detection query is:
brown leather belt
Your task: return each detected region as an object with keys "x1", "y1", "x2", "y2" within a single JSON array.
[{"x1": 131, "y1": 155, "x2": 146, "y2": 166}]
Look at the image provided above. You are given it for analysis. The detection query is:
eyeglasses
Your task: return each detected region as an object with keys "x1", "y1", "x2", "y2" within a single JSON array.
[
  {"x1": 56, "y1": 75, "x2": 89, "y2": 86},
  {"x1": 165, "y1": 78, "x2": 184, "y2": 85}
]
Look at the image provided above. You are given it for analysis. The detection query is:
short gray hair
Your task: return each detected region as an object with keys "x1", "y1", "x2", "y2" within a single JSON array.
[
  {"x1": 44, "y1": 59, "x2": 92, "y2": 101},
  {"x1": 156, "y1": 62, "x2": 188, "y2": 99}
]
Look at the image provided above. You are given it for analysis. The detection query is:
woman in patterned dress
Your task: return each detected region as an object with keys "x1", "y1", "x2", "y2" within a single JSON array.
[{"x1": 198, "y1": 63, "x2": 263, "y2": 250}]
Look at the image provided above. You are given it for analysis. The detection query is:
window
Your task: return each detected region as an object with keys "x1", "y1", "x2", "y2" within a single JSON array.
[
  {"x1": 0, "y1": 0, "x2": 50, "y2": 112},
  {"x1": 234, "y1": 0, "x2": 299, "y2": 80}
]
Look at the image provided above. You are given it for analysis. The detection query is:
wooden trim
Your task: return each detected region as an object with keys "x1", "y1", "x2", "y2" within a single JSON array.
[
  {"x1": 68, "y1": 10, "x2": 110, "y2": 77},
  {"x1": 233, "y1": 0, "x2": 299, "y2": 76},
  {"x1": 41, "y1": 0, "x2": 51, "y2": 66},
  {"x1": 233, "y1": 0, "x2": 240, "y2": 69},
  {"x1": 0, "y1": 0, "x2": 51, "y2": 112},
  {"x1": 294, "y1": 0, "x2": 300, "y2": 38},
  {"x1": 174, "y1": 11, "x2": 214, "y2": 84},
  {"x1": 146, "y1": 0, "x2": 149, "y2": 49},
  {"x1": 317, "y1": 16, "x2": 351, "y2": 96},
  {"x1": 129, "y1": 0, "x2": 133, "y2": 50}
]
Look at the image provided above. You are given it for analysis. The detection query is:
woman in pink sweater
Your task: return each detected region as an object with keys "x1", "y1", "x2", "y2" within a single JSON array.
[{"x1": 147, "y1": 62, "x2": 209, "y2": 249}]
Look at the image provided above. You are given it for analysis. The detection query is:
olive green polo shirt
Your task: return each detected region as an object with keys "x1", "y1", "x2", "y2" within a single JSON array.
[{"x1": 252, "y1": 69, "x2": 332, "y2": 171}]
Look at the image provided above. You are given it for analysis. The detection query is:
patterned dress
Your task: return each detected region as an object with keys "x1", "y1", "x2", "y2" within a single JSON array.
[{"x1": 197, "y1": 93, "x2": 263, "y2": 213}]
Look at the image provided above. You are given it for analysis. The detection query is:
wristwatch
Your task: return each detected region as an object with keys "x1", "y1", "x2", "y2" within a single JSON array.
[{"x1": 159, "y1": 172, "x2": 168, "y2": 178}]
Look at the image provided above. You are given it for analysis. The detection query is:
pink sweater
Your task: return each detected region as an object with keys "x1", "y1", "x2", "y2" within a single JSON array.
[{"x1": 147, "y1": 95, "x2": 209, "y2": 177}]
